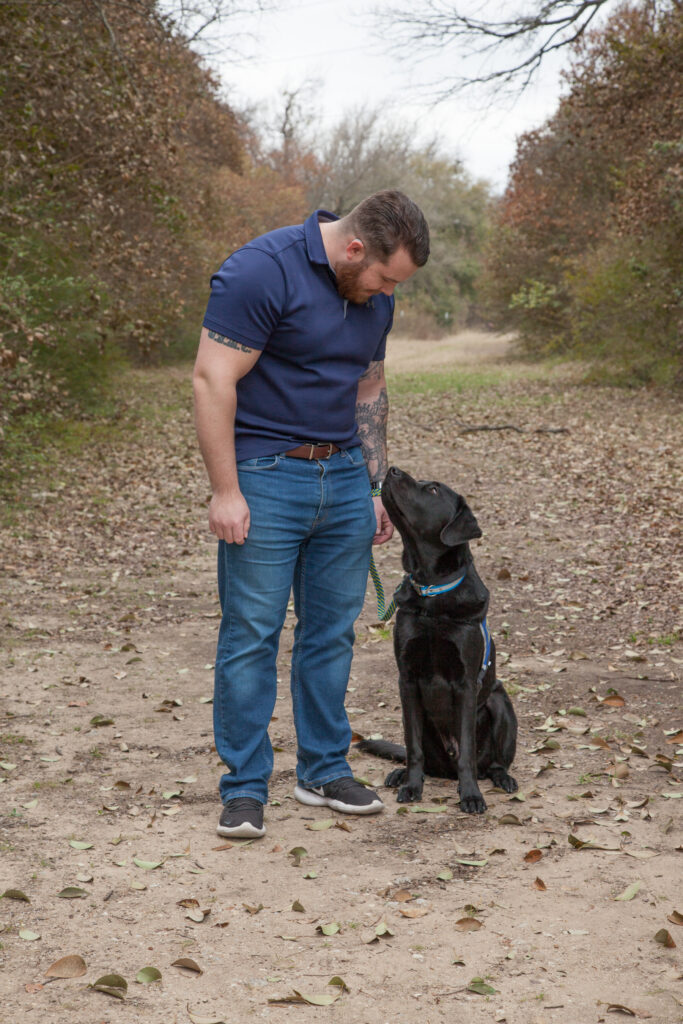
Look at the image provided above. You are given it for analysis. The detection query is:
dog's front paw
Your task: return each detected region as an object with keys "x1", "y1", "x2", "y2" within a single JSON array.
[
  {"x1": 460, "y1": 792, "x2": 487, "y2": 814},
  {"x1": 385, "y1": 768, "x2": 406, "y2": 789},
  {"x1": 489, "y1": 767, "x2": 518, "y2": 793},
  {"x1": 397, "y1": 783, "x2": 423, "y2": 803}
]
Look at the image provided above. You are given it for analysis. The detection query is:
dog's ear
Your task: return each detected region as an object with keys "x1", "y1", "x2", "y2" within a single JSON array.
[{"x1": 440, "y1": 503, "x2": 482, "y2": 547}]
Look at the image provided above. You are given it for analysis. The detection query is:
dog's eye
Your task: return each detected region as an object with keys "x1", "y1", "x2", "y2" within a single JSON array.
[{"x1": 426, "y1": 484, "x2": 439, "y2": 495}]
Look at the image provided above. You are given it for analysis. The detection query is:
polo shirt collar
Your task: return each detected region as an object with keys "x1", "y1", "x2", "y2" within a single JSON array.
[{"x1": 304, "y1": 209, "x2": 338, "y2": 266}]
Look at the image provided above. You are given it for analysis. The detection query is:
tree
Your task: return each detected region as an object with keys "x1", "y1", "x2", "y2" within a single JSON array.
[
  {"x1": 482, "y1": 1, "x2": 682, "y2": 381},
  {"x1": 298, "y1": 106, "x2": 493, "y2": 332},
  {"x1": 378, "y1": 0, "x2": 625, "y2": 96}
]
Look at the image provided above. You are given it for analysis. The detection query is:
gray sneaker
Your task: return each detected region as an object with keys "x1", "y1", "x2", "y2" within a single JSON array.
[
  {"x1": 294, "y1": 777, "x2": 384, "y2": 815},
  {"x1": 217, "y1": 798, "x2": 265, "y2": 838}
]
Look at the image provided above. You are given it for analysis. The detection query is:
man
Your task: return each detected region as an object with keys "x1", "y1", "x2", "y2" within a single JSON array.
[{"x1": 193, "y1": 190, "x2": 429, "y2": 839}]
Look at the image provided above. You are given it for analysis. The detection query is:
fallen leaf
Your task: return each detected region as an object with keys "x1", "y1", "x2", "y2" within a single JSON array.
[
  {"x1": 399, "y1": 906, "x2": 428, "y2": 918},
  {"x1": 19, "y1": 930, "x2": 40, "y2": 941},
  {"x1": 45, "y1": 955, "x2": 87, "y2": 979},
  {"x1": 455, "y1": 917, "x2": 483, "y2": 931},
  {"x1": 243, "y1": 903, "x2": 263, "y2": 915},
  {"x1": 289, "y1": 846, "x2": 307, "y2": 866},
  {"x1": 654, "y1": 928, "x2": 676, "y2": 948},
  {"x1": 391, "y1": 888, "x2": 413, "y2": 902},
  {"x1": 524, "y1": 849, "x2": 543, "y2": 863},
  {"x1": 293, "y1": 989, "x2": 339, "y2": 1006},
  {"x1": 136, "y1": 966, "x2": 162, "y2": 984},
  {"x1": 187, "y1": 1008, "x2": 226, "y2": 1024},
  {"x1": 667, "y1": 911, "x2": 683, "y2": 926},
  {"x1": 306, "y1": 818, "x2": 334, "y2": 831},
  {"x1": 2, "y1": 889, "x2": 30, "y2": 902},
  {"x1": 534, "y1": 877, "x2": 547, "y2": 891},
  {"x1": 568, "y1": 834, "x2": 620, "y2": 851},
  {"x1": 171, "y1": 958, "x2": 203, "y2": 974},
  {"x1": 69, "y1": 840, "x2": 93, "y2": 850},
  {"x1": 614, "y1": 881, "x2": 642, "y2": 902},
  {"x1": 436, "y1": 869, "x2": 453, "y2": 881},
  {"x1": 602, "y1": 693, "x2": 626, "y2": 708},
  {"x1": 468, "y1": 977, "x2": 497, "y2": 995},
  {"x1": 89, "y1": 973, "x2": 127, "y2": 999},
  {"x1": 316, "y1": 921, "x2": 341, "y2": 935},
  {"x1": 187, "y1": 908, "x2": 211, "y2": 922},
  {"x1": 328, "y1": 976, "x2": 350, "y2": 992},
  {"x1": 133, "y1": 857, "x2": 163, "y2": 870},
  {"x1": 57, "y1": 887, "x2": 87, "y2": 899}
]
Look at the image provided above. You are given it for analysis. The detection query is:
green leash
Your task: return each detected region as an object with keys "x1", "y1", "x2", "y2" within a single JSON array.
[{"x1": 369, "y1": 553, "x2": 398, "y2": 622}]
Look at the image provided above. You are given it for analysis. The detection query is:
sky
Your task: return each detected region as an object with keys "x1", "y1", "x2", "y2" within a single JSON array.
[{"x1": 202, "y1": 0, "x2": 573, "y2": 192}]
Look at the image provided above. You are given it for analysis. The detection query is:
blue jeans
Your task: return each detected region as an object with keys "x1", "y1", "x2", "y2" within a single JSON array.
[{"x1": 213, "y1": 446, "x2": 376, "y2": 804}]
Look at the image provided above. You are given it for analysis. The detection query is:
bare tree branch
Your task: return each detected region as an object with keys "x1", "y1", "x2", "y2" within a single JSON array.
[{"x1": 376, "y1": 0, "x2": 622, "y2": 97}]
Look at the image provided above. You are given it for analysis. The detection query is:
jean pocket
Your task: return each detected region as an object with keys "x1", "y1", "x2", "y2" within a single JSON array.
[
  {"x1": 238, "y1": 455, "x2": 280, "y2": 471},
  {"x1": 343, "y1": 445, "x2": 366, "y2": 468}
]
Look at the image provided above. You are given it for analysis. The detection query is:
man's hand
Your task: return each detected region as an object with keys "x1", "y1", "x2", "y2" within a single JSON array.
[
  {"x1": 209, "y1": 491, "x2": 251, "y2": 544},
  {"x1": 372, "y1": 495, "x2": 393, "y2": 545}
]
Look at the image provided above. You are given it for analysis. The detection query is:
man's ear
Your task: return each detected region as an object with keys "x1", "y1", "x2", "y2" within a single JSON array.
[
  {"x1": 345, "y1": 237, "x2": 366, "y2": 263},
  {"x1": 440, "y1": 504, "x2": 482, "y2": 547}
]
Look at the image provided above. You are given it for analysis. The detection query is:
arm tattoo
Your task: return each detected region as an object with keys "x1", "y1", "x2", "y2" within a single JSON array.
[
  {"x1": 356, "y1": 387, "x2": 389, "y2": 482},
  {"x1": 207, "y1": 329, "x2": 253, "y2": 353},
  {"x1": 358, "y1": 360, "x2": 384, "y2": 383}
]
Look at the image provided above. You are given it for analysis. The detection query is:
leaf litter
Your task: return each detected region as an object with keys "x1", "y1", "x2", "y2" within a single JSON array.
[{"x1": 0, "y1": 355, "x2": 680, "y2": 1022}]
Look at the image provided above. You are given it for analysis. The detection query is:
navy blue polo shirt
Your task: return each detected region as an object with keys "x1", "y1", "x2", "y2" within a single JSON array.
[{"x1": 203, "y1": 210, "x2": 394, "y2": 460}]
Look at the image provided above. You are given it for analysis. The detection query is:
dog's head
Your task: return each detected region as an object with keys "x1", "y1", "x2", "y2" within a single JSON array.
[{"x1": 382, "y1": 466, "x2": 482, "y2": 577}]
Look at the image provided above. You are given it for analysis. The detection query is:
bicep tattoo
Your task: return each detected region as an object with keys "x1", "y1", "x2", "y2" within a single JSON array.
[{"x1": 207, "y1": 329, "x2": 253, "y2": 354}]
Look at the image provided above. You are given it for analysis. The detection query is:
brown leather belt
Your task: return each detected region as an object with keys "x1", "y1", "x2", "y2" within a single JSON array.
[{"x1": 284, "y1": 442, "x2": 340, "y2": 460}]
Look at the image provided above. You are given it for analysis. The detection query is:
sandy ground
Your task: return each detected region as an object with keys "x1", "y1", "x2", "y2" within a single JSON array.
[
  {"x1": 386, "y1": 331, "x2": 516, "y2": 371},
  {"x1": 1, "y1": 333, "x2": 681, "y2": 1024}
]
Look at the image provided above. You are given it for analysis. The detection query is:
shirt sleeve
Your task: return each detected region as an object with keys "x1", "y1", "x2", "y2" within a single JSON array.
[
  {"x1": 202, "y1": 246, "x2": 286, "y2": 351},
  {"x1": 371, "y1": 296, "x2": 394, "y2": 362}
]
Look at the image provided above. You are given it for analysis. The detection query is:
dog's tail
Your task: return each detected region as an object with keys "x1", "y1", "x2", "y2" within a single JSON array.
[{"x1": 355, "y1": 738, "x2": 406, "y2": 763}]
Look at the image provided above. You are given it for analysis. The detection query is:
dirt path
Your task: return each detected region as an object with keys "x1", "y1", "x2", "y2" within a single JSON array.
[
  {"x1": 1, "y1": 338, "x2": 681, "y2": 1024},
  {"x1": 386, "y1": 330, "x2": 516, "y2": 371}
]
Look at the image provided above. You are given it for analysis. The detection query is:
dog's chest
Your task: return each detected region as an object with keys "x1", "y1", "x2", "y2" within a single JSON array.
[{"x1": 398, "y1": 619, "x2": 466, "y2": 681}]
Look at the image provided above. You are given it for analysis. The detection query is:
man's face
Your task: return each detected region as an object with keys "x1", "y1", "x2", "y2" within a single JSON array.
[{"x1": 334, "y1": 246, "x2": 418, "y2": 305}]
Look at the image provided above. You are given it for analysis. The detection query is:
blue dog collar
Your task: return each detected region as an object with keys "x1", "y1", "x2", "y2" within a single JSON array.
[{"x1": 409, "y1": 571, "x2": 466, "y2": 598}]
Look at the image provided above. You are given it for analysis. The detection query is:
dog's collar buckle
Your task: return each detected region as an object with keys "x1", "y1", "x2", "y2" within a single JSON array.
[{"x1": 409, "y1": 571, "x2": 466, "y2": 598}]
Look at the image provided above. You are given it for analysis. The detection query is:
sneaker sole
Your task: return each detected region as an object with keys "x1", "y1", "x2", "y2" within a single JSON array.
[
  {"x1": 294, "y1": 784, "x2": 384, "y2": 815},
  {"x1": 216, "y1": 821, "x2": 266, "y2": 839}
]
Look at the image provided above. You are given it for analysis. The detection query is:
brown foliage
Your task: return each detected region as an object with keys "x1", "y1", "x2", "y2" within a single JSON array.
[
  {"x1": 0, "y1": 0, "x2": 308, "y2": 433},
  {"x1": 483, "y1": 1, "x2": 682, "y2": 380}
]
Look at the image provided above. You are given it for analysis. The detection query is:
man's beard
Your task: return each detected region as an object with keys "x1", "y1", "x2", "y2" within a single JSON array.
[{"x1": 334, "y1": 259, "x2": 372, "y2": 304}]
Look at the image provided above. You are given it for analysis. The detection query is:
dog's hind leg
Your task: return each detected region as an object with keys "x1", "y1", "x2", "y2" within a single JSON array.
[
  {"x1": 481, "y1": 684, "x2": 518, "y2": 792},
  {"x1": 385, "y1": 767, "x2": 407, "y2": 789}
]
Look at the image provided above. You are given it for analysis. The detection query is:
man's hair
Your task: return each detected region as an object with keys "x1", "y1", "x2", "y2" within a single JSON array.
[{"x1": 344, "y1": 190, "x2": 430, "y2": 268}]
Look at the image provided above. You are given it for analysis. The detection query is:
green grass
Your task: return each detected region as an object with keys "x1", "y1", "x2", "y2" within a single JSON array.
[{"x1": 386, "y1": 356, "x2": 577, "y2": 397}]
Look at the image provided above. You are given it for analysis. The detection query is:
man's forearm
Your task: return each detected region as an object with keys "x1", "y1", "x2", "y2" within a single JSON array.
[
  {"x1": 356, "y1": 378, "x2": 389, "y2": 482},
  {"x1": 193, "y1": 377, "x2": 240, "y2": 496}
]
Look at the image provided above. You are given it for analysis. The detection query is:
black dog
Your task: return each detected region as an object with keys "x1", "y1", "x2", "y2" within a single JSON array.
[{"x1": 357, "y1": 467, "x2": 517, "y2": 813}]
